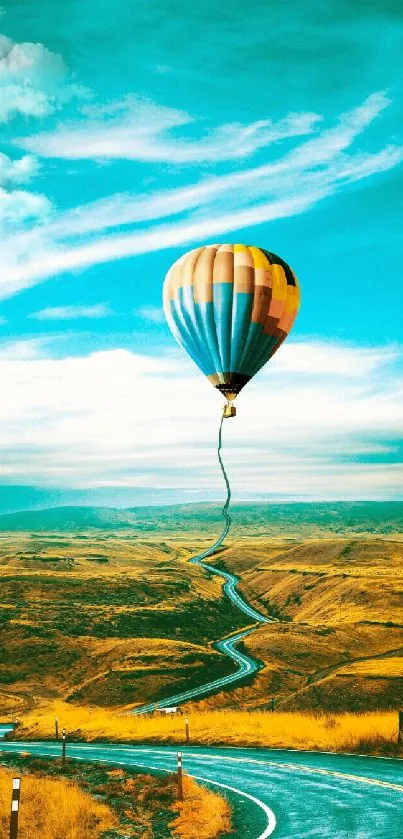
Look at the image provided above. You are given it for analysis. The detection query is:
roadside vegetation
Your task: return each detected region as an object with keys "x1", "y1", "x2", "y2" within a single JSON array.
[
  {"x1": 11, "y1": 703, "x2": 403, "y2": 756},
  {"x1": 0, "y1": 762, "x2": 117, "y2": 838},
  {"x1": 170, "y1": 774, "x2": 231, "y2": 839},
  {"x1": 0, "y1": 529, "x2": 402, "y2": 716},
  {"x1": 0, "y1": 752, "x2": 231, "y2": 839}
]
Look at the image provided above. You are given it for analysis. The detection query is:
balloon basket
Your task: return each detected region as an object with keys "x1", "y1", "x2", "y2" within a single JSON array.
[{"x1": 223, "y1": 404, "x2": 236, "y2": 419}]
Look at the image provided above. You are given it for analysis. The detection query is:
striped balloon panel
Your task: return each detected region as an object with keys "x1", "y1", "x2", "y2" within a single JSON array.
[{"x1": 163, "y1": 244, "x2": 300, "y2": 396}]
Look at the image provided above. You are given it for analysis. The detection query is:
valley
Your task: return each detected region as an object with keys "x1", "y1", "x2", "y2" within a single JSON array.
[{"x1": 0, "y1": 503, "x2": 402, "y2": 716}]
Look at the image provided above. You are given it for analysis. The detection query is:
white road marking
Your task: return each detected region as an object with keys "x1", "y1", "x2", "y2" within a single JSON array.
[
  {"x1": 192, "y1": 773, "x2": 276, "y2": 839},
  {"x1": 10, "y1": 746, "x2": 276, "y2": 839},
  {"x1": 89, "y1": 746, "x2": 403, "y2": 793}
]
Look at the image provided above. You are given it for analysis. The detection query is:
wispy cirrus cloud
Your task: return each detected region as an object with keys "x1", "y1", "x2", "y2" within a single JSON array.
[
  {"x1": 16, "y1": 94, "x2": 320, "y2": 163},
  {"x1": 0, "y1": 92, "x2": 401, "y2": 299},
  {"x1": 29, "y1": 303, "x2": 112, "y2": 321},
  {"x1": 135, "y1": 305, "x2": 165, "y2": 324},
  {"x1": 0, "y1": 337, "x2": 401, "y2": 499}
]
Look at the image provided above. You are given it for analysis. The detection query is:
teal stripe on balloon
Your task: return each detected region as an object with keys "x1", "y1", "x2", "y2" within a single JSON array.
[
  {"x1": 213, "y1": 283, "x2": 233, "y2": 372},
  {"x1": 169, "y1": 299, "x2": 210, "y2": 374},
  {"x1": 189, "y1": 287, "x2": 217, "y2": 376},
  {"x1": 230, "y1": 292, "x2": 254, "y2": 371},
  {"x1": 179, "y1": 286, "x2": 211, "y2": 372},
  {"x1": 238, "y1": 322, "x2": 264, "y2": 375},
  {"x1": 198, "y1": 301, "x2": 224, "y2": 376},
  {"x1": 248, "y1": 333, "x2": 279, "y2": 378}
]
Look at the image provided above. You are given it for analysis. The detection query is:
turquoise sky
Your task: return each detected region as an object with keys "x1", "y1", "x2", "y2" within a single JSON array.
[{"x1": 0, "y1": 1, "x2": 402, "y2": 510}]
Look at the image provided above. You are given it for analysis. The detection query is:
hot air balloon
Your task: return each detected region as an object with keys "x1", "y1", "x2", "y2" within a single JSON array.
[{"x1": 163, "y1": 243, "x2": 300, "y2": 417}]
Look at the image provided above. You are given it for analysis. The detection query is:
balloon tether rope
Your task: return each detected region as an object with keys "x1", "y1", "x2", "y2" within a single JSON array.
[{"x1": 190, "y1": 409, "x2": 232, "y2": 563}]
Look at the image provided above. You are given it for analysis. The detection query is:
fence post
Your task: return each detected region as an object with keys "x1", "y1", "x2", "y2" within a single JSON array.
[
  {"x1": 55, "y1": 718, "x2": 59, "y2": 741},
  {"x1": 62, "y1": 728, "x2": 66, "y2": 765},
  {"x1": 9, "y1": 777, "x2": 21, "y2": 839},
  {"x1": 185, "y1": 718, "x2": 189, "y2": 744},
  {"x1": 177, "y1": 752, "x2": 184, "y2": 802},
  {"x1": 398, "y1": 711, "x2": 403, "y2": 746}
]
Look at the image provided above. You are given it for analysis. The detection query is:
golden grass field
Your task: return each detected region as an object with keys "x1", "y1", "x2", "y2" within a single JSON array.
[
  {"x1": 10, "y1": 701, "x2": 402, "y2": 756},
  {"x1": 0, "y1": 755, "x2": 230, "y2": 839},
  {"x1": 0, "y1": 530, "x2": 402, "y2": 717},
  {"x1": 0, "y1": 532, "x2": 244, "y2": 714},
  {"x1": 0, "y1": 765, "x2": 117, "y2": 838},
  {"x1": 170, "y1": 775, "x2": 231, "y2": 839}
]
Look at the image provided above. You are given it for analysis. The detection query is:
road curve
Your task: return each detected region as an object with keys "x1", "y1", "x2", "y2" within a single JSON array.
[
  {"x1": 192, "y1": 557, "x2": 269, "y2": 625},
  {"x1": 132, "y1": 415, "x2": 269, "y2": 714},
  {"x1": 132, "y1": 557, "x2": 268, "y2": 713},
  {"x1": 133, "y1": 629, "x2": 261, "y2": 714},
  {"x1": 1, "y1": 741, "x2": 402, "y2": 838}
]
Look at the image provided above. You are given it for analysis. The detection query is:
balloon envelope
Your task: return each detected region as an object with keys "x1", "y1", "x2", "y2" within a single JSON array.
[{"x1": 163, "y1": 243, "x2": 300, "y2": 400}]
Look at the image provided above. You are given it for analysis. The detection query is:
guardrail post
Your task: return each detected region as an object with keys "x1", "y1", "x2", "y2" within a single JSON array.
[
  {"x1": 185, "y1": 718, "x2": 189, "y2": 744},
  {"x1": 62, "y1": 728, "x2": 66, "y2": 765},
  {"x1": 177, "y1": 752, "x2": 184, "y2": 801},
  {"x1": 9, "y1": 777, "x2": 21, "y2": 839},
  {"x1": 398, "y1": 710, "x2": 403, "y2": 746},
  {"x1": 55, "y1": 718, "x2": 59, "y2": 741}
]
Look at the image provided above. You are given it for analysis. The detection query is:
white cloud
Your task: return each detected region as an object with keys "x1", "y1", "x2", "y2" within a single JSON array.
[
  {"x1": 0, "y1": 33, "x2": 86, "y2": 122},
  {"x1": 0, "y1": 151, "x2": 49, "y2": 228},
  {"x1": 0, "y1": 187, "x2": 51, "y2": 225},
  {"x1": 0, "y1": 338, "x2": 401, "y2": 500},
  {"x1": 135, "y1": 305, "x2": 165, "y2": 324},
  {"x1": 271, "y1": 341, "x2": 399, "y2": 378},
  {"x1": 0, "y1": 92, "x2": 400, "y2": 298},
  {"x1": 0, "y1": 338, "x2": 47, "y2": 360},
  {"x1": 0, "y1": 152, "x2": 40, "y2": 185},
  {"x1": 29, "y1": 303, "x2": 112, "y2": 321},
  {"x1": 17, "y1": 94, "x2": 319, "y2": 162}
]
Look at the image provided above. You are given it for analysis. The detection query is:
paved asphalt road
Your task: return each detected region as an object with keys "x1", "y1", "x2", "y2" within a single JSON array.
[
  {"x1": 198, "y1": 559, "x2": 269, "y2": 624},
  {"x1": 133, "y1": 628, "x2": 261, "y2": 714},
  {"x1": 0, "y1": 724, "x2": 14, "y2": 738},
  {"x1": 2, "y1": 514, "x2": 401, "y2": 835},
  {"x1": 0, "y1": 741, "x2": 402, "y2": 837},
  {"x1": 133, "y1": 553, "x2": 268, "y2": 713}
]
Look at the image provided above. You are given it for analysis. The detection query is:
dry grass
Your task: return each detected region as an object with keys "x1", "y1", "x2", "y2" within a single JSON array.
[
  {"x1": 0, "y1": 765, "x2": 117, "y2": 839},
  {"x1": 337, "y1": 657, "x2": 403, "y2": 677},
  {"x1": 13, "y1": 700, "x2": 402, "y2": 755},
  {"x1": 1, "y1": 532, "x2": 402, "y2": 715},
  {"x1": 170, "y1": 774, "x2": 231, "y2": 839},
  {"x1": 221, "y1": 537, "x2": 403, "y2": 625}
]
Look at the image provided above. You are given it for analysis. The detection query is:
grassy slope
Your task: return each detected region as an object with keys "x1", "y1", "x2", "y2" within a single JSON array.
[
  {"x1": 0, "y1": 762, "x2": 116, "y2": 838},
  {"x1": 205, "y1": 536, "x2": 403, "y2": 711},
  {"x1": 0, "y1": 752, "x2": 231, "y2": 839},
  {"x1": 1, "y1": 500, "x2": 402, "y2": 533},
  {"x1": 0, "y1": 532, "x2": 244, "y2": 713},
  {"x1": 12, "y1": 703, "x2": 403, "y2": 758},
  {"x1": 0, "y1": 524, "x2": 402, "y2": 715}
]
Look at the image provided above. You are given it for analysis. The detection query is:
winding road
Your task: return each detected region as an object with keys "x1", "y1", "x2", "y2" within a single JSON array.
[
  {"x1": 0, "y1": 740, "x2": 402, "y2": 837},
  {"x1": 132, "y1": 414, "x2": 269, "y2": 714},
  {"x1": 133, "y1": 557, "x2": 268, "y2": 714},
  {"x1": 2, "y1": 556, "x2": 403, "y2": 838},
  {"x1": 132, "y1": 415, "x2": 270, "y2": 714},
  {"x1": 2, "y1": 426, "x2": 402, "y2": 836}
]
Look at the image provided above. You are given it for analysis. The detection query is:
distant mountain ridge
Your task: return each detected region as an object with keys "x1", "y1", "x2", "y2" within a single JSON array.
[{"x1": 0, "y1": 501, "x2": 402, "y2": 534}]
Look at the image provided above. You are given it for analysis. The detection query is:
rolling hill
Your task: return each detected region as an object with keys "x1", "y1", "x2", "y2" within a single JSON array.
[
  {"x1": 0, "y1": 501, "x2": 402, "y2": 534},
  {"x1": 0, "y1": 502, "x2": 402, "y2": 715}
]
